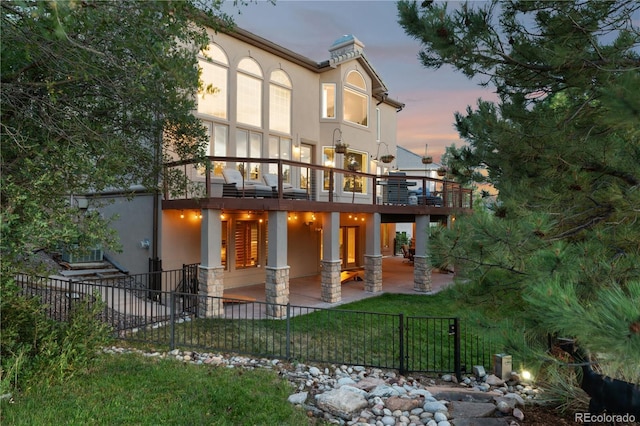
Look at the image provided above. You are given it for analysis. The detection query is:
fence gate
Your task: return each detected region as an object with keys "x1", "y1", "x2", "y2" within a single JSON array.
[
  {"x1": 403, "y1": 316, "x2": 460, "y2": 378},
  {"x1": 403, "y1": 316, "x2": 494, "y2": 380}
]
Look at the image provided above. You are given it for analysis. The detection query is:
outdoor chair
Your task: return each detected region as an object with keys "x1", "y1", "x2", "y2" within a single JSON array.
[
  {"x1": 401, "y1": 244, "x2": 414, "y2": 264},
  {"x1": 263, "y1": 173, "x2": 308, "y2": 200},
  {"x1": 222, "y1": 168, "x2": 273, "y2": 198}
]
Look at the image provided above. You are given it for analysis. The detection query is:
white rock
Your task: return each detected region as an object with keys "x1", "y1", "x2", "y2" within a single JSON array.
[
  {"x1": 288, "y1": 391, "x2": 308, "y2": 405},
  {"x1": 423, "y1": 401, "x2": 448, "y2": 413},
  {"x1": 496, "y1": 400, "x2": 512, "y2": 414},
  {"x1": 513, "y1": 407, "x2": 525, "y2": 421},
  {"x1": 485, "y1": 374, "x2": 505, "y2": 386},
  {"x1": 381, "y1": 416, "x2": 395, "y2": 426},
  {"x1": 309, "y1": 366, "x2": 321, "y2": 376},
  {"x1": 434, "y1": 412, "x2": 448, "y2": 422}
]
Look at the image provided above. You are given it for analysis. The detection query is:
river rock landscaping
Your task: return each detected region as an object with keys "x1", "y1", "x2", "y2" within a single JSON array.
[{"x1": 103, "y1": 347, "x2": 548, "y2": 425}]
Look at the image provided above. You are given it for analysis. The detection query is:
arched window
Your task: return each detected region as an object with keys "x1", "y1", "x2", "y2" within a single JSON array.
[
  {"x1": 237, "y1": 58, "x2": 263, "y2": 127},
  {"x1": 197, "y1": 43, "x2": 228, "y2": 119},
  {"x1": 343, "y1": 70, "x2": 368, "y2": 127},
  {"x1": 269, "y1": 70, "x2": 291, "y2": 134}
]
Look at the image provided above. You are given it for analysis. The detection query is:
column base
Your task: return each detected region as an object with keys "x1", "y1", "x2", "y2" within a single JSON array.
[
  {"x1": 364, "y1": 255, "x2": 383, "y2": 293},
  {"x1": 413, "y1": 256, "x2": 432, "y2": 293},
  {"x1": 320, "y1": 260, "x2": 341, "y2": 303},
  {"x1": 265, "y1": 266, "x2": 289, "y2": 318},
  {"x1": 198, "y1": 265, "x2": 225, "y2": 318}
]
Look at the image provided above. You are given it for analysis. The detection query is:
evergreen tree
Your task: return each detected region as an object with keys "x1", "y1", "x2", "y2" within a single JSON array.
[
  {"x1": 398, "y1": 0, "x2": 640, "y2": 377},
  {"x1": 1, "y1": 1, "x2": 234, "y2": 272}
]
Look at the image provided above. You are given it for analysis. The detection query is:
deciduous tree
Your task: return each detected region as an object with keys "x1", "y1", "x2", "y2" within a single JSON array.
[{"x1": 1, "y1": 1, "x2": 232, "y2": 272}]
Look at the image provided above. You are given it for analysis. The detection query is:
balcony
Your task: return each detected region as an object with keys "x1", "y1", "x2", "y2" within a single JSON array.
[{"x1": 162, "y1": 157, "x2": 473, "y2": 217}]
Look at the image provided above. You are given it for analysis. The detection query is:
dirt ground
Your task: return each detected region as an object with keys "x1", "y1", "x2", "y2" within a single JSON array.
[{"x1": 522, "y1": 404, "x2": 639, "y2": 426}]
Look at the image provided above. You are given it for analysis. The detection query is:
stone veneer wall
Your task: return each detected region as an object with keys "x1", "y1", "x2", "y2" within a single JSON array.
[
  {"x1": 413, "y1": 255, "x2": 432, "y2": 293},
  {"x1": 320, "y1": 260, "x2": 341, "y2": 303},
  {"x1": 265, "y1": 266, "x2": 290, "y2": 318},
  {"x1": 363, "y1": 255, "x2": 383, "y2": 293},
  {"x1": 198, "y1": 265, "x2": 225, "y2": 318}
]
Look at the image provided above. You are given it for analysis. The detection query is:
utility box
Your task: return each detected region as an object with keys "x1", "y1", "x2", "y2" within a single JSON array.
[{"x1": 494, "y1": 354, "x2": 512, "y2": 380}]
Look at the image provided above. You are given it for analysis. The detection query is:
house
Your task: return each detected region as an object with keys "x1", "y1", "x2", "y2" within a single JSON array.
[{"x1": 98, "y1": 25, "x2": 473, "y2": 318}]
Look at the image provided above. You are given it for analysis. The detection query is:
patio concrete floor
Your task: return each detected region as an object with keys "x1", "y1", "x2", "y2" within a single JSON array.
[{"x1": 223, "y1": 255, "x2": 456, "y2": 309}]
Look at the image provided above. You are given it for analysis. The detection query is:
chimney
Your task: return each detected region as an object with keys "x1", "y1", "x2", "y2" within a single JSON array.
[{"x1": 329, "y1": 34, "x2": 364, "y2": 60}]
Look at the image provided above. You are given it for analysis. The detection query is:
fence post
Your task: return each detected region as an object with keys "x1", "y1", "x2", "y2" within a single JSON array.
[
  {"x1": 170, "y1": 291, "x2": 176, "y2": 351},
  {"x1": 453, "y1": 318, "x2": 462, "y2": 382},
  {"x1": 285, "y1": 303, "x2": 291, "y2": 360},
  {"x1": 68, "y1": 279, "x2": 74, "y2": 318},
  {"x1": 398, "y1": 313, "x2": 405, "y2": 375}
]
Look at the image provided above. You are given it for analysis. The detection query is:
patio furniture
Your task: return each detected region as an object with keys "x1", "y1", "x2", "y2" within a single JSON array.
[
  {"x1": 263, "y1": 173, "x2": 308, "y2": 200},
  {"x1": 383, "y1": 172, "x2": 417, "y2": 205},
  {"x1": 409, "y1": 187, "x2": 443, "y2": 207},
  {"x1": 401, "y1": 244, "x2": 414, "y2": 263},
  {"x1": 222, "y1": 168, "x2": 273, "y2": 198}
]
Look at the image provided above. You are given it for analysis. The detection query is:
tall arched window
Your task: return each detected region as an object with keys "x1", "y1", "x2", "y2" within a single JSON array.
[
  {"x1": 237, "y1": 58, "x2": 263, "y2": 127},
  {"x1": 343, "y1": 70, "x2": 368, "y2": 127},
  {"x1": 197, "y1": 43, "x2": 228, "y2": 119},
  {"x1": 269, "y1": 70, "x2": 292, "y2": 134}
]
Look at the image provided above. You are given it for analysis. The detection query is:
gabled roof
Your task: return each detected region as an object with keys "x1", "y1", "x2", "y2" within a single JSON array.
[
  {"x1": 396, "y1": 146, "x2": 442, "y2": 171},
  {"x1": 222, "y1": 26, "x2": 404, "y2": 110}
]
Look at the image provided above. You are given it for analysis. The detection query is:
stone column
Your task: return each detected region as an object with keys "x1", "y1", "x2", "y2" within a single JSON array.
[
  {"x1": 321, "y1": 260, "x2": 342, "y2": 303},
  {"x1": 198, "y1": 209, "x2": 225, "y2": 317},
  {"x1": 364, "y1": 255, "x2": 383, "y2": 293},
  {"x1": 266, "y1": 211, "x2": 289, "y2": 316},
  {"x1": 198, "y1": 265, "x2": 225, "y2": 317},
  {"x1": 364, "y1": 212, "x2": 382, "y2": 293},
  {"x1": 413, "y1": 214, "x2": 432, "y2": 293},
  {"x1": 321, "y1": 211, "x2": 341, "y2": 303},
  {"x1": 265, "y1": 266, "x2": 289, "y2": 318},
  {"x1": 413, "y1": 255, "x2": 432, "y2": 293}
]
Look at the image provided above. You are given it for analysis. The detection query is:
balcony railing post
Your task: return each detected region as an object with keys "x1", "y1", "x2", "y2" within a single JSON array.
[
  {"x1": 205, "y1": 159, "x2": 211, "y2": 197},
  {"x1": 329, "y1": 170, "x2": 334, "y2": 202}
]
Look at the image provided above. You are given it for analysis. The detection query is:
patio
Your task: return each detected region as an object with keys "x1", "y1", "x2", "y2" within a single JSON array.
[{"x1": 221, "y1": 255, "x2": 456, "y2": 309}]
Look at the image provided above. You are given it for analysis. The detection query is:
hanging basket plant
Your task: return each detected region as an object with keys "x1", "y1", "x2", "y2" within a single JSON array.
[
  {"x1": 380, "y1": 154, "x2": 395, "y2": 164},
  {"x1": 421, "y1": 156, "x2": 433, "y2": 164},
  {"x1": 334, "y1": 143, "x2": 348, "y2": 154},
  {"x1": 437, "y1": 166, "x2": 447, "y2": 177}
]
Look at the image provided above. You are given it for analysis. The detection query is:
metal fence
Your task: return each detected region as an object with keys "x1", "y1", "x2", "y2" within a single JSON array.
[{"x1": 14, "y1": 274, "x2": 498, "y2": 378}]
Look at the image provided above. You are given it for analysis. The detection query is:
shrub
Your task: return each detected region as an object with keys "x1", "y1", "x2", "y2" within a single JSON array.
[{"x1": 0, "y1": 277, "x2": 112, "y2": 394}]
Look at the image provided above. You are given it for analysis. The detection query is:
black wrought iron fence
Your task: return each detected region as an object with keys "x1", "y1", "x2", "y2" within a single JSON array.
[{"x1": 13, "y1": 275, "x2": 499, "y2": 378}]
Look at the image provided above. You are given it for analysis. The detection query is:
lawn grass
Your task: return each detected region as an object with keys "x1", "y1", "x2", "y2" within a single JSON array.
[
  {"x1": 0, "y1": 353, "x2": 312, "y2": 426},
  {"x1": 2, "y1": 284, "x2": 525, "y2": 426},
  {"x1": 123, "y1": 286, "x2": 514, "y2": 373}
]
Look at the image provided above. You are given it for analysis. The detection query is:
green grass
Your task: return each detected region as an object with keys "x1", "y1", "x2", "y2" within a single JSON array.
[
  {"x1": 2, "y1": 285, "x2": 527, "y2": 426},
  {"x1": 125, "y1": 286, "x2": 514, "y2": 373},
  {"x1": 0, "y1": 353, "x2": 312, "y2": 426}
]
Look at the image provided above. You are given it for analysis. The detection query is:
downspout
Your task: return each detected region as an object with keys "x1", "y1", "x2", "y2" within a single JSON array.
[{"x1": 152, "y1": 112, "x2": 162, "y2": 269}]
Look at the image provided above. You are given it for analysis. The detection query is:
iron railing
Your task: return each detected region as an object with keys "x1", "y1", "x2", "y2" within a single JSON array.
[{"x1": 14, "y1": 274, "x2": 499, "y2": 378}]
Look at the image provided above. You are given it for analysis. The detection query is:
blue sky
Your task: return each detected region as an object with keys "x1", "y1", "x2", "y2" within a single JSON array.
[{"x1": 222, "y1": 0, "x2": 497, "y2": 162}]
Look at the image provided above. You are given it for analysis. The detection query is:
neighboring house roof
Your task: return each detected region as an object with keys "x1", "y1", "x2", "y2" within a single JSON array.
[
  {"x1": 396, "y1": 146, "x2": 442, "y2": 172},
  {"x1": 224, "y1": 27, "x2": 404, "y2": 110}
]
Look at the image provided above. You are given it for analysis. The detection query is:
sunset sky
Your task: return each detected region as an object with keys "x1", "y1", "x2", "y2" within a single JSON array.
[{"x1": 222, "y1": 0, "x2": 498, "y2": 162}]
